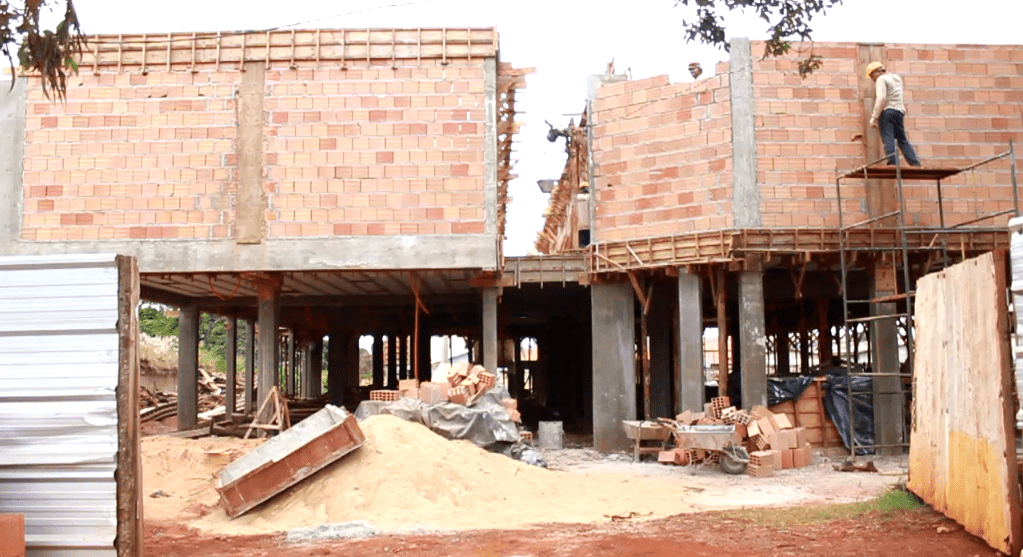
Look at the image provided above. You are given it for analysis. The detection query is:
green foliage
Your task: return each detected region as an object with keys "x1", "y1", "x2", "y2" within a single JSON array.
[
  {"x1": 139, "y1": 306, "x2": 178, "y2": 337},
  {"x1": 1, "y1": 0, "x2": 86, "y2": 100},
  {"x1": 710, "y1": 487, "x2": 925, "y2": 526},
  {"x1": 674, "y1": 0, "x2": 840, "y2": 77}
]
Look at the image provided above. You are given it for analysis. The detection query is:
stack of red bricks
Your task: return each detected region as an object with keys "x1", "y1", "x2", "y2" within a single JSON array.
[
  {"x1": 442, "y1": 362, "x2": 496, "y2": 405},
  {"x1": 657, "y1": 397, "x2": 813, "y2": 476}
]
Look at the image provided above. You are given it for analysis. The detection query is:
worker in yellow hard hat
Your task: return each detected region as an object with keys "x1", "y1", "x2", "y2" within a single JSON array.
[{"x1": 866, "y1": 62, "x2": 921, "y2": 167}]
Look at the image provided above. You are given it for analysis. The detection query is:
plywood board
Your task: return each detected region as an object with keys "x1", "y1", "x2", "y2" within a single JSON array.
[{"x1": 908, "y1": 252, "x2": 1021, "y2": 555}]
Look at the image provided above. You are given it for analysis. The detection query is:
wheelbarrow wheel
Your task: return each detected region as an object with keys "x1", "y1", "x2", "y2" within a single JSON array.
[{"x1": 719, "y1": 447, "x2": 748, "y2": 475}]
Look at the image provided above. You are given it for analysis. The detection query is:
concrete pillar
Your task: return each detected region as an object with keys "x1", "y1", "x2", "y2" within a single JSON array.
[
  {"x1": 482, "y1": 288, "x2": 499, "y2": 373},
  {"x1": 286, "y1": 329, "x2": 296, "y2": 395},
  {"x1": 513, "y1": 337, "x2": 524, "y2": 397},
  {"x1": 237, "y1": 62, "x2": 267, "y2": 243},
  {"x1": 225, "y1": 316, "x2": 237, "y2": 420},
  {"x1": 0, "y1": 77, "x2": 26, "y2": 246},
  {"x1": 327, "y1": 318, "x2": 345, "y2": 405},
  {"x1": 729, "y1": 37, "x2": 760, "y2": 230},
  {"x1": 649, "y1": 282, "x2": 673, "y2": 419},
  {"x1": 416, "y1": 325, "x2": 431, "y2": 382},
  {"x1": 387, "y1": 334, "x2": 398, "y2": 387},
  {"x1": 591, "y1": 282, "x2": 636, "y2": 453},
  {"x1": 871, "y1": 266, "x2": 904, "y2": 453},
  {"x1": 677, "y1": 269, "x2": 704, "y2": 413},
  {"x1": 257, "y1": 294, "x2": 280, "y2": 424},
  {"x1": 738, "y1": 271, "x2": 768, "y2": 409},
  {"x1": 304, "y1": 339, "x2": 323, "y2": 398},
  {"x1": 398, "y1": 334, "x2": 408, "y2": 380},
  {"x1": 372, "y1": 334, "x2": 384, "y2": 388},
  {"x1": 176, "y1": 305, "x2": 199, "y2": 431},
  {"x1": 776, "y1": 332, "x2": 790, "y2": 375},
  {"x1": 347, "y1": 333, "x2": 361, "y2": 396},
  {"x1": 244, "y1": 319, "x2": 255, "y2": 414},
  {"x1": 799, "y1": 327, "x2": 810, "y2": 374}
]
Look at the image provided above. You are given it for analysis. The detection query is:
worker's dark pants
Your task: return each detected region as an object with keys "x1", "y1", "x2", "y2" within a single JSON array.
[{"x1": 879, "y1": 108, "x2": 921, "y2": 166}]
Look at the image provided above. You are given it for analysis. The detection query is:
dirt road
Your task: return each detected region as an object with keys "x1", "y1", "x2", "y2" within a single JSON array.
[{"x1": 146, "y1": 504, "x2": 996, "y2": 557}]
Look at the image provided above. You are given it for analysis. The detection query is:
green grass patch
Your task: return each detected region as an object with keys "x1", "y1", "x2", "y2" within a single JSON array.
[{"x1": 711, "y1": 487, "x2": 925, "y2": 527}]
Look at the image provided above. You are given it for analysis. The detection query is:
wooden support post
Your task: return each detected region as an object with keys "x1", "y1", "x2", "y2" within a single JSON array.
[{"x1": 716, "y1": 267, "x2": 729, "y2": 399}]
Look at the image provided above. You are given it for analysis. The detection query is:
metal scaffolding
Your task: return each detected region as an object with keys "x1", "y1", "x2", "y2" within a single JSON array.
[{"x1": 835, "y1": 141, "x2": 1020, "y2": 456}]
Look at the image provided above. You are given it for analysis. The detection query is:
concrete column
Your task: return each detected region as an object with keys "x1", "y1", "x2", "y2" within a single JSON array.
[
  {"x1": 649, "y1": 282, "x2": 673, "y2": 419},
  {"x1": 372, "y1": 334, "x2": 384, "y2": 388},
  {"x1": 677, "y1": 269, "x2": 704, "y2": 413},
  {"x1": 738, "y1": 271, "x2": 768, "y2": 409},
  {"x1": 776, "y1": 332, "x2": 790, "y2": 375},
  {"x1": 482, "y1": 288, "x2": 499, "y2": 373},
  {"x1": 176, "y1": 305, "x2": 199, "y2": 431},
  {"x1": 306, "y1": 339, "x2": 323, "y2": 398},
  {"x1": 257, "y1": 294, "x2": 280, "y2": 424},
  {"x1": 347, "y1": 333, "x2": 361, "y2": 397},
  {"x1": 416, "y1": 325, "x2": 431, "y2": 382},
  {"x1": 244, "y1": 319, "x2": 255, "y2": 414},
  {"x1": 225, "y1": 316, "x2": 237, "y2": 420},
  {"x1": 730, "y1": 37, "x2": 760, "y2": 230},
  {"x1": 286, "y1": 329, "x2": 296, "y2": 395},
  {"x1": 513, "y1": 337, "x2": 524, "y2": 397},
  {"x1": 871, "y1": 266, "x2": 904, "y2": 453},
  {"x1": 0, "y1": 77, "x2": 26, "y2": 247},
  {"x1": 387, "y1": 334, "x2": 398, "y2": 387},
  {"x1": 327, "y1": 318, "x2": 345, "y2": 405},
  {"x1": 237, "y1": 62, "x2": 267, "y2": 243},
  {"x1": 591, "y1": 282, "x2": 636, "y2": 453}
]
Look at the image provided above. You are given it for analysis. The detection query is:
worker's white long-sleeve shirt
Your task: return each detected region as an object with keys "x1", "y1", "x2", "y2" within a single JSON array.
[{"x1": 870, "y1": 73, "x2": 906, "y2": 122}]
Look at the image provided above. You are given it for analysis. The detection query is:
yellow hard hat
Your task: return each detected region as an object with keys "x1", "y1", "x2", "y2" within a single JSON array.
[{"x1": 864, "y1": 62, "x2": 885, "y2": 79}]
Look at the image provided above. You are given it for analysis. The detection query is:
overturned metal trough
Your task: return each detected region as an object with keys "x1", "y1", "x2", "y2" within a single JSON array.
[{"x1": 216, "y1": 405, "x2": 366, "y2": 518}]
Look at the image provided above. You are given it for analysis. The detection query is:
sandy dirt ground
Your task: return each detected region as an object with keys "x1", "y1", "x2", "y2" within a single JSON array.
[{"x1": 140, "y1": 416, "x2": 995, "y2": 556}]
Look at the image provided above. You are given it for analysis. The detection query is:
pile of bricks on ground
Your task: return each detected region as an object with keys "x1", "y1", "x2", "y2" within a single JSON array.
[
  {"x1": 657, "y1": 396, "x2": 813, "y2": 477},
  {"x1": 369, "y1": 363, "x2": 514, "y2": 417}
]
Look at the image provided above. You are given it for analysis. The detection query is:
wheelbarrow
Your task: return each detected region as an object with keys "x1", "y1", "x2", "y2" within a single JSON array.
[
  {"x1": 661, "y1": 422, "x2": 749, "y2": 475},
  {"x1": 621, "y1": 420, "x2": 672, "y2": 462}
]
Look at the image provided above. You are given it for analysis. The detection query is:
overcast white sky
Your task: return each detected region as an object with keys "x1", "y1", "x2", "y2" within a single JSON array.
[{"x1": 69, "y1": 0, "x2": 1023, "y2": 256}]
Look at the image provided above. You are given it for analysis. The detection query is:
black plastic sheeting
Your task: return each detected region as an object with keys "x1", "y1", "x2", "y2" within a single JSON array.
[
  {"x1": 823, "y1": 374, "x2": 875, "y2": 456},
  {"x1": 767, "y1": 375, "x2": 815, "y2": 407},
  {"x1": 726, "y1": 372, "x2": 876, "y2": 454}
]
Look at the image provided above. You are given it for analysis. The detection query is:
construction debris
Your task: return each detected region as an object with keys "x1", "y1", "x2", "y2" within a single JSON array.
[{"x1": 216, "y1": 405, "x2": 366, "y2": 518}]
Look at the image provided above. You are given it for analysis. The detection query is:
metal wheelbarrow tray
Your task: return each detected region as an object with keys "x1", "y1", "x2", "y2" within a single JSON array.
[{"x1": 671, "y1": 424, "x2": 750, "y2": 475}]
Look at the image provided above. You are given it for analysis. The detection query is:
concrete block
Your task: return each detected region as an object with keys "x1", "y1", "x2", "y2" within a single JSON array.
[{"x1": 0, "y1": 514, "x2": 25, "y2": 557}]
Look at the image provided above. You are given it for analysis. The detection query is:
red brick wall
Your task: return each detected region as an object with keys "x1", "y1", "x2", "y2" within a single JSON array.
[
  {"x1": 264, "y1": 65, "x2": 486, "y2": 238},
  {"x1": 754, "y1": 42, "x2": 1023, "y2": 229},
  {"x1": 592, "y1": 74, "x2": 733, "y2": 243},
  {"x1": 18, "y1": 33, "x2": 492, "y2": 242},
  {"x1": 22, "y1": 71, "x2": 239, "y2": 241}
]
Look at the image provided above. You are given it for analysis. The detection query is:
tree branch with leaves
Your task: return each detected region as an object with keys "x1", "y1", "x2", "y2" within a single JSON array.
[
  {"x1": 675, "y1": 0, "x2": 842, "y2": 77},
  {"x1": 0, "y1": 0, "x2": 85, "y2": 100}
]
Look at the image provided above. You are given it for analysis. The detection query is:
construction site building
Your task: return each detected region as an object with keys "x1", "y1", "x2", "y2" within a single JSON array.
[{"x1": 1, "y1": 31, "x2": 1020, "y2": 452}]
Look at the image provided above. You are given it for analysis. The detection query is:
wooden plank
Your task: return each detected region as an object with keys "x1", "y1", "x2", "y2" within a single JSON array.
[
  {"x1": 115, "y1": 256, "x2": 142, "y2": 557},
  {"x1": 908, "y1": 252, "x2": 1021, "y2": 556}
]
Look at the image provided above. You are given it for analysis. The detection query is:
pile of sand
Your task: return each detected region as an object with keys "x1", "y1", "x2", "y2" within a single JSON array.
[{"x1": 142, "y1": 415, "x2": 834, "y2": 535}]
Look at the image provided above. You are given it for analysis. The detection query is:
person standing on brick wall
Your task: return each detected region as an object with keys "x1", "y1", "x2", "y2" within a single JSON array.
[{"x1": 866, "y1": 62, "x2": 922, "y2": 167}]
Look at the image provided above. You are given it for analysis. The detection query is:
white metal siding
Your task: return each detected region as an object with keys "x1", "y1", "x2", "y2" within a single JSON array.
[{"x1": 0, "y1": 254, "x2": 120, "y2": 557}]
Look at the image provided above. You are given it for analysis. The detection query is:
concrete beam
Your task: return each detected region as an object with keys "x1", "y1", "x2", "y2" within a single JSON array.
[
  {"x1": 225, "y1": 316, "x2": 237, "y2": 420},
  {"x1": 677, "y1": 269, "x2": 704, "y2": 413},
  {"x1": 738, "y1": 271, "x2": 768, "y2": 409},
  {"x1": 176, "y1": 305, "x2": 199, "y2": 430},
  {"x1": 0, "y1": 77, "x2": 25, "y2": 245},
  {"x1": 482, "y1": 288, "x2": 498, "y2": 373},
  {"x1": 591, "y1": 282, "x2": 636, "y2": 453},
  {"x1": 0, "y1": 234, "x2": 500, "y2": 272},
  {"x1": 730, "y1": 37, "x2": 761, "y2": 228}
]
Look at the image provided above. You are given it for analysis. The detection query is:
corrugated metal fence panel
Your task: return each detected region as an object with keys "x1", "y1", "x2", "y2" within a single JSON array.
[{"x1": 0, "y1": 254, "x2": 120, "y2": 557}]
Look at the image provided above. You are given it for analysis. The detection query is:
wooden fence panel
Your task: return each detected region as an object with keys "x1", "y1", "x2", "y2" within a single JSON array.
[{"x1": 908, "y1": 251, "x2": 1020, "y2": 555}]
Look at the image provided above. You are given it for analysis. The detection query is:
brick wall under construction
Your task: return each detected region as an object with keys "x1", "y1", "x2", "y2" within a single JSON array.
[
  {"x1": 585, "y1": 41, "x2": 1022, "y2": 243},
  {"x1": 16, "y1": 29, "x2": 513, "y2": 243}
]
